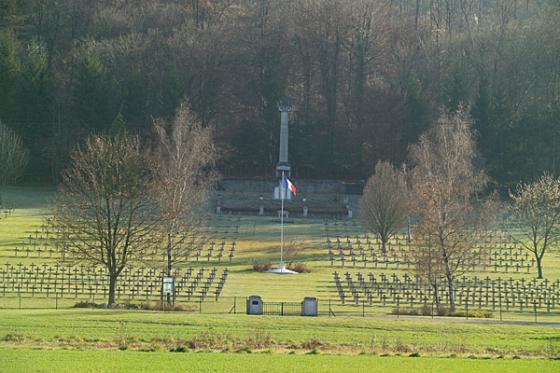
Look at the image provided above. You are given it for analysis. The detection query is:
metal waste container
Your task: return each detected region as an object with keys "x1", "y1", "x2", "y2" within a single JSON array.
[
  {"x1": 301, "y1": 297, "x2": 318, "y2": 316},
  {"x1": 246, "y1": 295, "x2": 263, "y2": 315}
]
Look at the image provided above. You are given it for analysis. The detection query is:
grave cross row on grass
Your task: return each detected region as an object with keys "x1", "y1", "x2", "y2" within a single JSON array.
[
  {"x1": 324, "y1": 221, "x2": 534, "y2": 273},
  {"x1": 5, "y1": 218, "x2": 240, "y2": 265},
  {"x1": 0, "y1": 263, "x2": 230, "y2": 303},
  {"x1": 332, "y1": 271, "x2": 560, "y2": 312}
]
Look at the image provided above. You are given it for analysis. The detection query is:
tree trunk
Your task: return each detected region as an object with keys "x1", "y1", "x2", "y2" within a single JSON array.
[
  {"x1": 432, "y1": 283, "x2": 440, "y2": 306},
  {"x1": 167, "y1": 251, "x2": 172, "y2": 276},
  {"x1": 108, "y1": 273, "x2": 117, "y2": 307},
  {"x1": 415, "y1": 0, "x2": 420, "y2": 32},
  {"x1": 536, "y1": 256, "x2": 543, "y2": 279},
  {"x1": 406, "y1": 217, "x2": 412, "y2": 243},
  {"x1": 166, "y1": 233, "x2": 173, "y2": 276},
  {"x1": 439, "y1": 237, "x2": 456, "y2": 310},
  {"x1": 166, "y1": 243, "x2": 173, "y2": 305},
  {"x1": 446, "y1": 273, "x2": 456, "y2": 311}
]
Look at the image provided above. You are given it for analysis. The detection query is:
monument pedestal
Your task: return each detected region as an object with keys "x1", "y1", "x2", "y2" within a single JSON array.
[{"x1": 269, "y1": 262, "x2": 297, "y2": 275}]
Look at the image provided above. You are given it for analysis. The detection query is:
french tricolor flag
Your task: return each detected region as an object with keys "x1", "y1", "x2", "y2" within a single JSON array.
[{"x1": 282, "y1": 175, "x2": 297, "y2": 196}]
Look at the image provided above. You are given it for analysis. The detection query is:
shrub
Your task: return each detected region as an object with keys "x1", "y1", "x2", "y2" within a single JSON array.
[
  {"x1": 409, "y1": 352, "x2": 421, "y2": 357},
  {"x1": 420, "y1": 305, "x2": 433, "y2": 316},
  {"x1": 117, "y1": 303, "x2": 142, "y2": 310},
  {"x1": 244, "y1": 331, "x2": 275, "y2": 349},
  {"x1": 388, "y1": 306, "x2": 438, "y2": 317},
  {"x1": 390, "y1": 305, "x2": 492, "y2": 318},
  {"x1": 436, "y1": 306, "x2": 450, "y2": 316},
  {"x1": 390, "y1": 307, "x2": 419, "y2": 316},
  {"x1": 450, "y1": 310, "x2": 493, "y2": 318},
  {"x1": 73, "y1": 301, "x2": 198, "y2": 311},
  {"x1": 187, "y1": 331, "x2": 228, "y2": 350},
  {"x1": 287, "y1": 341, "x2": 300, "y2": 350},
  {"x1": 301, "y1": 338, "x2": 323, "y2": 349},
  {"x1": 169, "y1": 346, "x2": 188, "y2": 353},
  {"x1": 73, "y1": 301, "x2": 104, "y2": 309},
  {"x1": 74, "y1": 302, "x2": 137, "y2": 310},
  {"x1": 139, "y1": 302, "x2": 197, "y2": 312},
  {"x1": 288, "y1": 263, "x2": 311, "y2": 273},
  {"x1": 252, "y1": 262, "x2": 272, "y2": 272}
]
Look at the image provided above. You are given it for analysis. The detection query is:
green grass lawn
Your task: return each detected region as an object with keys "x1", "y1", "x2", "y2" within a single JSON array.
[
  {"x1": 1, "y1": 187, "x2": 560, "y2": 371},
  {"x1": 3, "y1": 348, "x2": 559, "y2": 373}
]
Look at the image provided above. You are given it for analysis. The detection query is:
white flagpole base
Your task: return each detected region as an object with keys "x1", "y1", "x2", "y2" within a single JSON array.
[{"x1": 268, "y1": 262, "x2": 298, "y2": 274}]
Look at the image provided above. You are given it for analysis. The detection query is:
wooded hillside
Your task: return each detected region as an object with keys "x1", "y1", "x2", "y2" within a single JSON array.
[{"x1": 1, "y1": 0, "x2": 559, "y2": 184}]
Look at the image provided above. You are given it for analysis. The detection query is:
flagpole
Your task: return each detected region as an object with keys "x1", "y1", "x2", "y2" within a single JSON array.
[{"x1": 280, "y1": 171, "x2": 284, "y2": 266}]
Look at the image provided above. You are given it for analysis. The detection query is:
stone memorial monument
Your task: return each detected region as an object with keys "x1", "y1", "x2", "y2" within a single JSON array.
[
  {"x1": 270, "y1": 96, "x2": 297, "y2": 274},
  {"x1": 274, "y1": 96, "x2": 294, "y2": 200}
]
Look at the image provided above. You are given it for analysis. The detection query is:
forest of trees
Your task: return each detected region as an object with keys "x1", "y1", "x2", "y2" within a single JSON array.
[{"x1": 1, "y1": 0, "x2": 559, "y2": 185}]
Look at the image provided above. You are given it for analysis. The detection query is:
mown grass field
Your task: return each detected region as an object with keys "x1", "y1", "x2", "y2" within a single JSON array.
[
  {"x1": 1, "y1": 309, "x2": 559, "y2": 356},
  {"x1": 3, "y1": 348, "x2": 560, "y2": 373},
  {"x1": 1, "y1": 309, "x2": 559, "y2": 372},
  {"x1": 1, "y1": 187, "x2": 560, "y2": 371}
]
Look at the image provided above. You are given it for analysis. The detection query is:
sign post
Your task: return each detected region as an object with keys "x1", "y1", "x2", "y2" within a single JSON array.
[{"x1": 162, "y1": 277, "x2": 175, "y2": 305}]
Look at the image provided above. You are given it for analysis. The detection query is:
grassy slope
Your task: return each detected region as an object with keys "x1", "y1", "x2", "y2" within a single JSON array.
[{"x1": 0, "y1": 187, "x2": 54, "y2": 252}]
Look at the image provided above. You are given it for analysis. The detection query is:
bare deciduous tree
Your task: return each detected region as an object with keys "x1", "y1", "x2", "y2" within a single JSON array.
[
  {"x1": 360, "y1": 161, "x2": 408, "y2": 254},
  {"x1": 150, "y1": 101, "x2": 217, "y2": 294},
  {"x1": 0, "y1": 121, "x2": 29, "y2": 205},
  {"x1": 53, "y1": 134, "x2": 155, "y2": 307},
  {"x1": 510, "y1": 174, "x2": 560, "y2": 279},
  {"x1": 410, "y1": 107, "x2": 488, "y2": 310}
]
